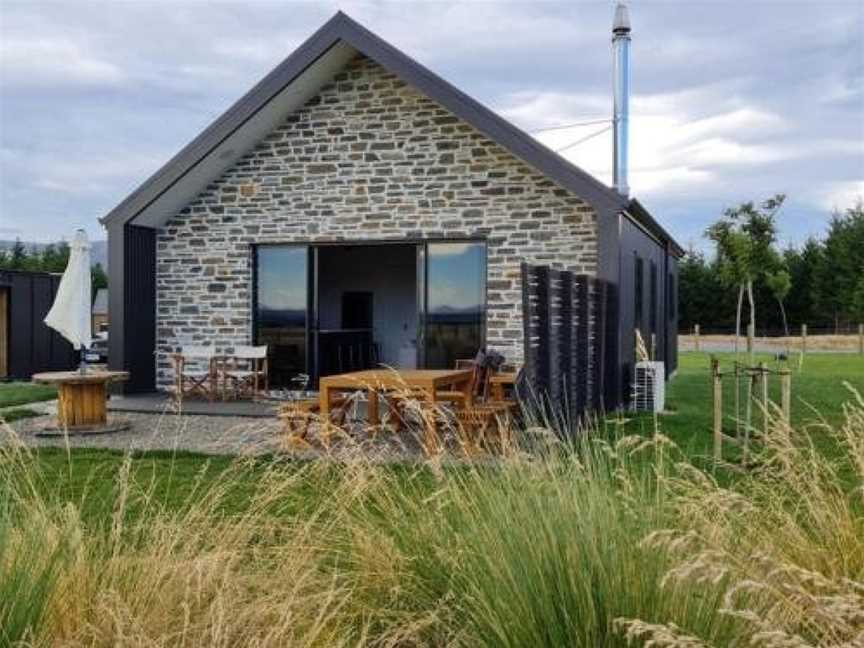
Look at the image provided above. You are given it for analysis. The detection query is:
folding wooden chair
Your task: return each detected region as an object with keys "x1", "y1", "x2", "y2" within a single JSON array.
[
  {"x1": 171, "y1": 346, "x2": 218, "y2": 401},
  {"x1": 221, "y1": 345, "x2": 269, "y2": 401}
]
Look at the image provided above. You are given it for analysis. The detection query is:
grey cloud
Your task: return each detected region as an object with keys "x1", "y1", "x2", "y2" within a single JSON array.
[{"x1": 0, "y1": 0, "x2": 861, "y2": 246}]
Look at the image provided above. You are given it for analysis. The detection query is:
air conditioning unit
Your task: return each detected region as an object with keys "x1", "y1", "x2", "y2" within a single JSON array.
[{"x1": 633, "y1": 361, "x2": 665, "y2": 413}]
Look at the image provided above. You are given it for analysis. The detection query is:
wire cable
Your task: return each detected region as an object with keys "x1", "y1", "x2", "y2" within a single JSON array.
[
  {"x1": 529, "y1": 118, "x2": 611, "y2": 133},
  {"x1": 554, "y1": 124, "x2": 613, "y2": 153}
]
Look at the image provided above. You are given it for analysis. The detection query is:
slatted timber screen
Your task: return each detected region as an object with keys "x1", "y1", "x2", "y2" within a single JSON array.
[{"x1": 521, "y1": 262, "x2": 616, "y2": 433}]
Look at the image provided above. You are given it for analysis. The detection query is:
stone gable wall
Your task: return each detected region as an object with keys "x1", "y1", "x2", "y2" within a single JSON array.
[{"x1": 156, "y1": 55, "x2": 598, "y2": 386}]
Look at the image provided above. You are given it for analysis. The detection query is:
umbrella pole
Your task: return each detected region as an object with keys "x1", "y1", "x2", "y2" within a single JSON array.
[{"x1": 79, "y1": 347, "x2": 87, "y2": 375}]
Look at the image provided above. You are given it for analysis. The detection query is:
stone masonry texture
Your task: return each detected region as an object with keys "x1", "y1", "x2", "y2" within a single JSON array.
[{"x1": 156, "y1": 54, "x2": 598, "y2": 386}]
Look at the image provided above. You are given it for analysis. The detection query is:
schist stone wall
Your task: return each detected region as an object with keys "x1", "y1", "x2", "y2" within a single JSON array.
[{"x1": 155, "y1": 54, "x2": 598, "y2": 386}]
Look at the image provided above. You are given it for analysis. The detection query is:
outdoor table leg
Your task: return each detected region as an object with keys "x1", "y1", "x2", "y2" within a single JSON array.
[
  {"x1": 368, "y1": 389, "x2": 379, "y2": 425},
  {"x1": 319, "y1": 385, "x2": 331, "y2": 422},
  {"x1": 425, "y1": 383, "x2": 440, "y2": 453}
]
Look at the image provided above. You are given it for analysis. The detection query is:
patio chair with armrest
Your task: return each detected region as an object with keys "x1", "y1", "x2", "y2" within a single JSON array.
[
  {"x1": 221, "y1": 345, "x2": 269, "y2": 401},
  {"x1": 437, "y1": 358, "x2": 490, "y2": 407},
  {"x1": 171, "y1": 346, "x2": 218, "y2": 402},
  {"x1": 279, "y1": 391, "x2": 352, "y2": 448}
]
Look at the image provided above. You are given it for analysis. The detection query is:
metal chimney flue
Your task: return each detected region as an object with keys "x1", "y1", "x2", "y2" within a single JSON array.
[{"x1": 612, "y1": 2, "x2": 631, "y2": 196}]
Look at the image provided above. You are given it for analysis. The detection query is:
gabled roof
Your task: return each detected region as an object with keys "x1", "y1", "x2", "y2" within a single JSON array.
[{"x1": 101, "y1": 11, "x2": 631, "y2": 229}]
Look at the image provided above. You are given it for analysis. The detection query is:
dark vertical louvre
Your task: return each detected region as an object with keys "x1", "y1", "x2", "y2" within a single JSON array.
[
  {"x1": 534, "y1": 265, "x2": 550, "y2": 390},
  {"x1": 520, "y1": 263, "x2": 618, "y2": 436},
  {"x1": 124, "y1": 225, "x2": 156, "y2": 392}
]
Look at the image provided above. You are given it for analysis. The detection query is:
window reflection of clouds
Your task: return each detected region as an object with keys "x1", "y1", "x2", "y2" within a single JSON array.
[
  {"x1": 258, "y1": 247, "x2": 306, "y2": 311},
  {"x1": 428, "y1": 242, "x2": 484, "y2": 313}
]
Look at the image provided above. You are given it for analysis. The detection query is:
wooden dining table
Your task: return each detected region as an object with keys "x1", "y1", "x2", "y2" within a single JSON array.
[{"x1": 318, "y1": 368, "x2": 474, "y2": 432}]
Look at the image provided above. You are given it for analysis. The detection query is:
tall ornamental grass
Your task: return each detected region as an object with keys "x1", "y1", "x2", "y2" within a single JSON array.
[{"x1": 1, "y1": 390, "x2": 862, "y2": 646}]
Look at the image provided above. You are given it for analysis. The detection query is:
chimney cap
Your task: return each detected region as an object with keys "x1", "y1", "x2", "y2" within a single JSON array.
[{"x1": 613, "y1": 2, "x2": 631, "y2": 34}]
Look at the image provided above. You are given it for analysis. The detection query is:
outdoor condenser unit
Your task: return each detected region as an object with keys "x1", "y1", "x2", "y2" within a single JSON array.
[{"x1": 633, "y1": 361, "x2": 665, "y2": 413}]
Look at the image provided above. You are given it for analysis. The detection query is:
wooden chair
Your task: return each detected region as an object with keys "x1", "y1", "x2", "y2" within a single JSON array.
[
  {"x1": 454, "y1": 401, "x2": 517, "y2": 454},
  {"x1": 437, "y1": 360, "x2": 490, "y2": 407},
  {"x1": 171, "y1": 346, "x2": 218, "y2": 401},
  {"x1": 221, "y1": 345, "x2": 269, "y2": 401},
  {"x1": 279, "y1": 394, "x2": 351, "y2": 448}
]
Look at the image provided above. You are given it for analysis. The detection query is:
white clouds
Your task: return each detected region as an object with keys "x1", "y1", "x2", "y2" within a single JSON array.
[
  {"x1": 810, "y1": 181, "x2": 864, "y2": 212},
  {"x1": 0, "y1": 38, "x2": 125, "y2": 87},
  {"x1": 0, "y1": 0, "x2": 861, "y2": 246},
  {"x1": 0, "y1": 146, "x2": 164, "y2": 196}
]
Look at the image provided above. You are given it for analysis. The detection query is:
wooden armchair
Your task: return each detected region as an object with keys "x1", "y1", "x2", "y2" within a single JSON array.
[
  {"x1": 437, "y1": 359, "x2": 490, "y2": 407},
  {"x1": 279, "y1": 394, "x2": 351, "y2": 449},
  {"x1": 171, "y1": 346, "x2": 218, "y2": 401},
  {"x1": 221, "y1": 345, "x2": 269, "y2": 401}
]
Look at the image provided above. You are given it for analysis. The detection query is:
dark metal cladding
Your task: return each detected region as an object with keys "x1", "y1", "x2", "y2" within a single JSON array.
[
  {"x1": 0, "y1": 270, "x2": 76, "y2": 379},
  {"x1": 122, "y1": 225, "x2": 157, "y2": 392},
  {"x1": 617, "y1": 214, "x2": 679, "y2": 404}
]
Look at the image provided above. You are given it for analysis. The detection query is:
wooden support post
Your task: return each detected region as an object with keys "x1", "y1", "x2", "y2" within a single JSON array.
[
  {"x1": 694, "y1": 324, "x2": 700, "y2": 352},
  {"x1": 744, "y1": 367, "x2": 754, "y2": 463},
  {"x1": 712, "y1": 358, "x2": 722, "y2": 461},
  {"x1": 858, "y1": 323, "x2": 863, "y2": 355},
  {"x1": 780, "y1": 369, "x2": 791, "y2": 422},
  {"x1": 801, "y1": 324, "x2": 807, "y2": 354},
  {"x1": 759, "y1": 362, "x2": 769, "y2": 436}
]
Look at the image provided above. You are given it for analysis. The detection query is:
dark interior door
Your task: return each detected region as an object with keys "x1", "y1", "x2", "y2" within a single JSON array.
[{"x1": 341, "y1": 291, "x2": 373, "y2": 329}]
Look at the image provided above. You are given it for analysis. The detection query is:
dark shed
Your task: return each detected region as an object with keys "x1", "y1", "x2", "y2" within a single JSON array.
[{"x1": 0, "y1": 270, "x2": 76, "y2": 380}]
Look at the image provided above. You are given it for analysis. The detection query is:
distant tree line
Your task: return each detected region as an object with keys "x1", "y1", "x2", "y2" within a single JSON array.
[
  {"x1": 0, "y1": 239, "x2": 108, "y2": 298},
  {"x1": 680, "y1": 201, "x2": 864, "y2": 334}
]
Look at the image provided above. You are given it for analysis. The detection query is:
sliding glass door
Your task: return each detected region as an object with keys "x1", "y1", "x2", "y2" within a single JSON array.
[
  {"x1": 254, "y1": 240, "x2": 486, "y2": 385},
  {"x1": 254, "y1": 246, "x2": 309, "y2": 387},
  {"x1": 424, "y1": 242, "x2": 486, "y2": 369}
]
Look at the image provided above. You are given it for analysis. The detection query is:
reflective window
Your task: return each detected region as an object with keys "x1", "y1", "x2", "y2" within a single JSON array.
[
  {"x1": 425, "y1": 242, "x2": 486, "y2": 369},
  {"x1": 255, "y1": 246, "x2": 308, "y2": 387}
]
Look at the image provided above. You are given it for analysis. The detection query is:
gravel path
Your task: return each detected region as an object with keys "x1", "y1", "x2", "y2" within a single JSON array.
[{"x1": 1, "y1": 400, "x2": 436, "y2": 462}]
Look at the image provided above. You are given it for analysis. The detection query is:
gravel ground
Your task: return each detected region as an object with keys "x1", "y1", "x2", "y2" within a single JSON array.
[{"x1": 1, "y1": 399, "x2": 446, "y2": 462}]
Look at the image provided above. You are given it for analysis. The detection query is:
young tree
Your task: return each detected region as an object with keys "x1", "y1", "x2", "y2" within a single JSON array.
[
  {"x1": 765, "y1": 268, "x2": 791, "y2": 337},
  {"x1": 706, "y1": 194, "x2": 786, "y2": 358}
]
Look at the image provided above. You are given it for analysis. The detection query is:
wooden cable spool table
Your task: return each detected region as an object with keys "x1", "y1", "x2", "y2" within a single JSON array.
[{"x1": 31, "y1": 370, "x2": 130, "y2": 435}]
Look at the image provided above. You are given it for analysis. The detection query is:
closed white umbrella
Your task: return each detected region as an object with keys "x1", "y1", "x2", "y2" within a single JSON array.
[{"x1": 44, "y1": 229, "x2": 92, "y2": 368}]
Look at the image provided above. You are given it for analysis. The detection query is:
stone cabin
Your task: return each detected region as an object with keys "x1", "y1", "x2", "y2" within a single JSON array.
[{"x1": 102, "y1": 12, "x2": 682, "y2": 407}]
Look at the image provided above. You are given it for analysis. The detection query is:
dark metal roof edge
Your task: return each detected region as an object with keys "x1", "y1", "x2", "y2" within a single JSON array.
[
  {"x1": 101, "y1": 11, "x2": 626, "y2": 227},
  {"x1": 625, "y1": 198, "x2": 685, "y2": 257}
]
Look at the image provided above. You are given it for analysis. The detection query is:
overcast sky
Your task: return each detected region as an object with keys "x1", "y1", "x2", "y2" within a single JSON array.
[{"x1": 1, "y1": 0, "x2": 862, "y2": 252}]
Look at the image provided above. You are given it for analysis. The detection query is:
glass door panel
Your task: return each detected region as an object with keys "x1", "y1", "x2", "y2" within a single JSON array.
[
  {"x1": 255, "y1": 246, "x2": 308, "y2": 388},
  {"x1": 425, "y1": 242, "x2": 486, "y2": 369}
]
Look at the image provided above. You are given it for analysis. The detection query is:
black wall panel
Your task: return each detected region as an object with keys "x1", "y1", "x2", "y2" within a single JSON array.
[{"x1": 0, "y1": 270, "x2": 76, "y2": 379}]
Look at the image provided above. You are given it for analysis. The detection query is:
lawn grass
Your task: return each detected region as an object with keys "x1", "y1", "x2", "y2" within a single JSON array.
[
  {"x1": 0, "y1": 407, "x2": 42, "y2": 422},
  {"x1": 0, "y1": 382, "x2": 57, "y2": 408},
  {"x1": 4, "y1": 351, "x2": 862, "y2": 519},
  {"x1": 614, "y1": 351, "x2": 864, "y2": 461}
]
